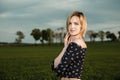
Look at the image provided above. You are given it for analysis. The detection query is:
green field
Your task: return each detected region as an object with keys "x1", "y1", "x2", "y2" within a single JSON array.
[{"x1": 0, "y1": 42, "x2": 120, "y2": 80}]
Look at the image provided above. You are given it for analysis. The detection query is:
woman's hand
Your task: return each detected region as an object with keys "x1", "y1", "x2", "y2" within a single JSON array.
[{"x1": 64, "y1": 33, "x2": 70, "y2": 47}]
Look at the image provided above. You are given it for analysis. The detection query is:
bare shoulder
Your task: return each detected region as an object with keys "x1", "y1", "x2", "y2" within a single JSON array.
[{"x1": 72, "y1": 38, "x2": 87, "y2": 48}]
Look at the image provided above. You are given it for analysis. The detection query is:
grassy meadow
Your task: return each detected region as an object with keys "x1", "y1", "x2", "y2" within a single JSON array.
[{"x1": 0, "y1": 42, "x2": 120, "y2": 80}]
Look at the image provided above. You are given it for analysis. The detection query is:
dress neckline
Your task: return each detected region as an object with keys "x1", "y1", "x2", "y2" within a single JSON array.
[{"x1": 69, "y1": 42, "x2": 87, "y2": 49}]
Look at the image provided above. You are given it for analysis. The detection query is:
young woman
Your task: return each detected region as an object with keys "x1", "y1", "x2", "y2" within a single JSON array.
[{"x1": 52, "y1": 11, "x2": 87, "y2": 80}]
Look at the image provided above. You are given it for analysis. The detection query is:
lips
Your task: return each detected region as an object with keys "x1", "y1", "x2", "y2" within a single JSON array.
[{"x1": 70, "y1": 30, "x2": 75, "y2": 32}]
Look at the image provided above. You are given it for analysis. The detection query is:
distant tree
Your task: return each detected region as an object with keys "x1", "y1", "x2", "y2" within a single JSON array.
[
  {"x1": 53, "y1": 32, "x2": 59, "y2": 43},
  {"x1": 16, "y1": 31, "x2": 25, "y2": 43},
  {"x1": 41, "y1": 28, "x2": 54, "y2": 45},
  {"x1": 106, "y1": 31, "x2": 111, "y2": 41},
  {"x1": 86, "y1": 30, "x2": 94, "y2": 42},
  {"x1": 118, "y1": 31, "x2": 120, "y2": 41},
  {"x1": 110, "y1": 33, "x2": 117, "y2": 41},
  {"x1": 106, "y1": 31, "x2": 110, "y2": 36},
  {"x1": 46, "y1": 28, "x2": 54, "y2": 44},
  {"x1": 31, "y1": 28, "x2": 41, "y2": 43},
  {"x1": 98, "y1": 31, "x2": 105, "y2": 42},
  {"x1": 57, "y1": 27, "x2": 65, "y2": 44},
  {"x1": 91, "y1": 32, "x2": 98, "y2": 42},
  {"x1": 106, "y1": 31, "x2": 117, "y2": 41},
  {"x1": 41, "y1": 30, "x2": 47, "y2": 44}
]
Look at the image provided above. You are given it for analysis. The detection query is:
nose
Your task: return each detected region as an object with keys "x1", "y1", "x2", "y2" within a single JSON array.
[{"x1": 71, "y1": 23, "x2": 75, "y2": 29}]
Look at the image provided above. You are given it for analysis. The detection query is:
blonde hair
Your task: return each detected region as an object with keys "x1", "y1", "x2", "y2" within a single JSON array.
[{"x1": 66, "y1": 11, "x2": 87, "y2": 37}]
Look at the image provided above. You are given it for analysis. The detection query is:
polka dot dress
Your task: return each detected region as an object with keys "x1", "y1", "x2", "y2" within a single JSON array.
[{"x1": 51, "y1": 42, "x2": 87, "y2": 79}]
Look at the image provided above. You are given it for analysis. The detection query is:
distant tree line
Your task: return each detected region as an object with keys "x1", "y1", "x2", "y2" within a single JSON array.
[
  {"x1": 15, "y1": 28, "x2": 120, "y2": 44},
  {"x1": 87, "y1": 30, "x2": 120, "y2": 42},
  {"x1": 15, "y1": 27, "x2": 65, "y2": 44}
]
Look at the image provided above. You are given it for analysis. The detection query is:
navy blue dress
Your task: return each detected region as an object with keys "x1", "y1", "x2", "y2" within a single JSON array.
[{"x1": 51, "y1": 42, "x2": 87, "y2": 79}]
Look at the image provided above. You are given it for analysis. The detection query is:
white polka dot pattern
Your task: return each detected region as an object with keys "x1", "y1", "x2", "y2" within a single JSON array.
[{"x1": 52, "y1": 42, "x2": 87, "y2": 79}]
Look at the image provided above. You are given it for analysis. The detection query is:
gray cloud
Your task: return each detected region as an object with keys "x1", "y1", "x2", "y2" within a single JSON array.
[{"x1": 0, "y1": 0, "x2": 120, "y2": 43}]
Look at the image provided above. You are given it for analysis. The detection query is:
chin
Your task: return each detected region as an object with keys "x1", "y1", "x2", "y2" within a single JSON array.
[
  {"x1": 69, "y1": 31, "x2": 80, "y2": 36},
  {"x1": 70, "y1": 34, "x2": 77, "y2": 36}
]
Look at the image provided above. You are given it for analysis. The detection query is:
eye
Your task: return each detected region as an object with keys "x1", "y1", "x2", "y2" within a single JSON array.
[
  {"x1": 69, "y1": 22, "x2": 72, "y2": 25},
  {"x1": 74, "y1": 22, "x2": 79, "y2": 25}
]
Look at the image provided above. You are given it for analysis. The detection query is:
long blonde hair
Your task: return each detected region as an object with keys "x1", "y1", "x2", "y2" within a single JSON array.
[{"x1": 66, "y1": 11, "x2": 87, "y2": 38}]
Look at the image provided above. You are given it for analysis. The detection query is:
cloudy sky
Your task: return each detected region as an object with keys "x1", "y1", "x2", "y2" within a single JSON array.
[{"x1": 0, "y1": 0, "x2": 120, "y2": 43}]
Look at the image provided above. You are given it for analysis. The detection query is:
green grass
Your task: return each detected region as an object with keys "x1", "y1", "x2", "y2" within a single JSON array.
[
  {"x1": 0, "y1": 42, "x2": 120, "y2": 80},
  {"x1": 82, "y1": 42, "x2": 120, "y2": 80}
]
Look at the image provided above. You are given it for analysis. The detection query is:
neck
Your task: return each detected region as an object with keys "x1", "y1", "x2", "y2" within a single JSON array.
[{"x1": 70, "y1": 34, "x2": 82, "y2": 41}]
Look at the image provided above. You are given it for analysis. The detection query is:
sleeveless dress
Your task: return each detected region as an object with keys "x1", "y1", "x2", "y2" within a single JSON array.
[{"x1": 51, "y1": 42, "x2": 87, "y2": 79}]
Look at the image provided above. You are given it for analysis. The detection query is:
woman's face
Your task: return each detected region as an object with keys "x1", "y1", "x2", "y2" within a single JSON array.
[{"x1": 68, "y1": 16, "x2": 81, "y2": 36}]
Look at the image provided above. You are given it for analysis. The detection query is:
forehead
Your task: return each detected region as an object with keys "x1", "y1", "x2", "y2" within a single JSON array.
[{"x1": 70, "y1": 16, "x2": 80, "y2": 22}]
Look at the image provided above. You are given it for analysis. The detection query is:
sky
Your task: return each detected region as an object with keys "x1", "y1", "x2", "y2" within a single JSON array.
[{"x1": 0, "y1": 0, "x2": 120, "y2": 43}]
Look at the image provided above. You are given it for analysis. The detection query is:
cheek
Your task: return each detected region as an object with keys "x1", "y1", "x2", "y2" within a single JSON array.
[
  {"x1": 77, "y1": 26, "x2": 81, "y2": 31},
  {"x1": 68, "y1": 26, "x2": 71, "y2": 31},
  {"x1": 68, "y1": 28, "x2": 71, "y2": 33}
]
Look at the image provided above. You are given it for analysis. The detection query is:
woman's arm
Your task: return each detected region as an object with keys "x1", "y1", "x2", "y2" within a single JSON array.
[
  {"x1": 54, "y1": 33, "x2": 70, "y2": 68},
  {"x1": 54, "y1": 46, "x2": 67, "y2": 68}
]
